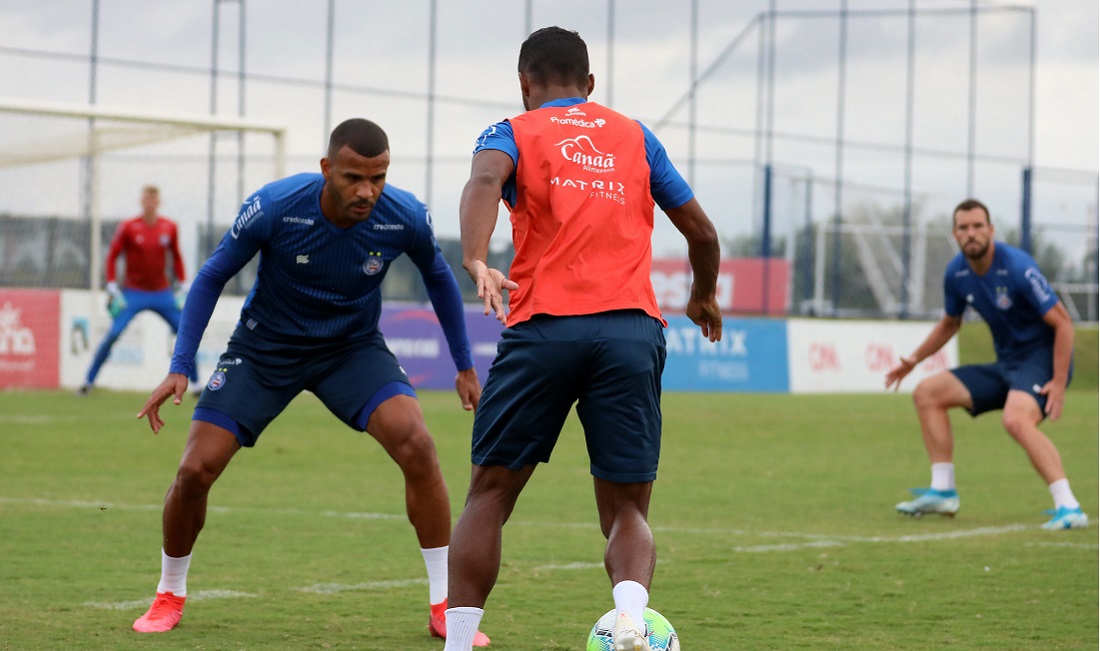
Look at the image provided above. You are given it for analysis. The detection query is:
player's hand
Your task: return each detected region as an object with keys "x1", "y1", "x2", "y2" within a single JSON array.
[
  {"x1": 686, "y1": 296, "x2": 722, "y2": 342},
  {"x1": 1038, "y1": 379, "x2": 1067, "y2": 421},
  {"x1": 137, "y1": 373, "x2": 190, "y2": 434},
  {"x1": 885, "y1": 356, "x2": 917, "y2": 391},
  {"x1": 467, "y1": 260, "x2": 518, "y2": 323},
  {"x1": 455, "y1": 367, "x2": 482, "y2": 412}
]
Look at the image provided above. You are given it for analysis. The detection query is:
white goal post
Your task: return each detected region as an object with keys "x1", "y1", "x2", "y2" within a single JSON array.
[{"x1": 0, "y1": 97, "x2": 286, "y2": 292}]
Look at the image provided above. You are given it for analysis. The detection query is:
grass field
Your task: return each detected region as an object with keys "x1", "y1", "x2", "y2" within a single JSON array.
[{"x1": 0, "y1": 380, "x2": 1095, "y2": 650}]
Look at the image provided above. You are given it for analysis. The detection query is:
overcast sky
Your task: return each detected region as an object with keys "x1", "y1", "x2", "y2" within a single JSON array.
[{"x1": 0, "y1": 0, "x2": 1096, "y2": 258}]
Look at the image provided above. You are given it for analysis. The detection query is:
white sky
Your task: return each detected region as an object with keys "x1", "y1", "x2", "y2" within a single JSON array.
[{"x1": 0, "y1": 0, "x2": 1096, "y2": 259}]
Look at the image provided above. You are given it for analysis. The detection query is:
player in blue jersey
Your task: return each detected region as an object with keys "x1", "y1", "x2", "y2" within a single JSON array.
[
  {"x1": 131, "y1": 118, "x2": 490, "y2": 645},
  {"x1": 885, "y1": 199, "x2": 1087, "y2": 530}
]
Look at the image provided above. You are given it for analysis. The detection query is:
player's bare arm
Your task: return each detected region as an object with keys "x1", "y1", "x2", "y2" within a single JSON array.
[
  {"x1": 137, "y1": 373, "x2": 190, "y2": 434},
  {"x1": 455, "y1": 367, "x2": 482, "y2": 412},
  {"x1": 1039, "y1": 301, "x2": 1074, "y2": 420},
  {"x1": 884, "y1": 314, "x2": 962, "y2": 390},
  {"x1": 664, "y1": 197, "x2": 722, "y2": 342},
  {"x1": 460, "y1": 149, "x2": 519, "y2": 321}
]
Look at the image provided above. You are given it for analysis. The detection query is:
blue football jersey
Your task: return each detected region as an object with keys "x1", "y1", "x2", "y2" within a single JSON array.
[
  {"x1": 943, "y1": 242, "x2": 1061, "y2": 361},
  {"x1": 171, "y1": 173, "x2": 471, "y2": 374}
]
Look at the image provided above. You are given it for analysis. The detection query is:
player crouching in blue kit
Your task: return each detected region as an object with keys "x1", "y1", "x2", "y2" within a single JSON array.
[
  {"x1": 885, "y1": 198, "x2": 1087, "y2": 531},
  {"x1": 132, "y1": 119, "x2": 490, "y2": 644}
]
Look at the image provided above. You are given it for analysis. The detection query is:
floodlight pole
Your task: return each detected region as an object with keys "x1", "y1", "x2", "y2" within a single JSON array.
[
  {"x1": 900, "y1": 0, "x2": 915, "y2": 319},
  {"x1": 85, "y1": 0, "x2": 101, "y2": 293}
]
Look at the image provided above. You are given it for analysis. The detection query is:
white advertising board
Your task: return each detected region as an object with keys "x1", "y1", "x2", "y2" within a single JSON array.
[
  {"x1": 787, "y1": 318, "x2": 959, "y2": 394},
  {"x1": 60, "y1": 290, "x2": 246, "y2": 391}
]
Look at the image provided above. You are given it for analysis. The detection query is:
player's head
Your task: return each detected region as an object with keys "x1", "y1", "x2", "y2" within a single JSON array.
[
  {"x1": 518, "y1": 26, "x2": 594, "y2": 109},
  {"x1": 320, "y1": 119, "x2": 391, "y2": 227},
  {"x1": 140, "y1": 184, "x2": 160, "y2": 216},
  {"x1": 952, "y1": 198, "x2": 994, "y2": 261}
]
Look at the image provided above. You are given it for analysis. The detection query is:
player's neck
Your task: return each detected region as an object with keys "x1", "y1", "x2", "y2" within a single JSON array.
[
  {"x1": 141, "y1": 212, "x2": 158, "y2": 225},
  {"x1": 966, "y1": 241, "x2": 996, "y2": 275}
]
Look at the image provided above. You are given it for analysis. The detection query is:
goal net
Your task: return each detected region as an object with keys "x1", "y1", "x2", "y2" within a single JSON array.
[{"x1": 0, "y1": 97, "x2": 286, "y2": 293}]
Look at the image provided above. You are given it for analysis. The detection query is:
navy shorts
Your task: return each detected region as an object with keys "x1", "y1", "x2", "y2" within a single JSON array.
[
  {"x1": 951, "y1": 345, "x2": 1072, "y2": 418},
  {"x1": 194, "y1": 326, "x2": 414, "y2": 447},
  {"x1": 471, "y1": 310, "x2": 666, "y2": 483}
]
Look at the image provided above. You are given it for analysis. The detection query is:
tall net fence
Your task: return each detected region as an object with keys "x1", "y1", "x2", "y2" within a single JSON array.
[{"x1": 0, "y1": 2, "x2": 1095, "y2": 320}]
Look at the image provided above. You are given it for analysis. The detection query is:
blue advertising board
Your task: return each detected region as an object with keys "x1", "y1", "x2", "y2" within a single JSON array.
[
  {"x1": 381, "y1": 306, "x2": 789, "y2": 393},
  {"x1": 661, "y1": 316, "x2": 789, "y2": 392}
]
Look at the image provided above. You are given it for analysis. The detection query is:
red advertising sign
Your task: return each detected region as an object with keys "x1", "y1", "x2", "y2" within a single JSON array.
[
  {"x1": 651, "y1": 258, "x2": 789, "y2": 315},
  {"x1": 0, "y1": 289, "x2": 60, "y2": 388}
]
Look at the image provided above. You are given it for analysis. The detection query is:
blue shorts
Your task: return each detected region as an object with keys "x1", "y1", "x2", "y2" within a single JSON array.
[
  {"x1": 193, "y1": 326, "x2": 414, "y2": 447},
  {"x1": 951, "y1": 346, "x2": 1072, "y2": 418},
  {"x1": 471, "y1": 310, "x2": 666, "y2": 483}
]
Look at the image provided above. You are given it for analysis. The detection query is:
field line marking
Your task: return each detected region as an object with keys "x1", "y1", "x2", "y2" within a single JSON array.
[
  {"x1": 84, "y1": 589, "x2": 257, "y2": 610},
  {"x1": 733, "y1": 524, "x2": 1031, "y2": 553},
  {"x1": 297, "y1": 578, "x2": 427, "y2": 594}
]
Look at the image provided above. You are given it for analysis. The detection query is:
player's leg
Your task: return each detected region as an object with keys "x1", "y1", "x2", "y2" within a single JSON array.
[
  {"x1": 910, "y1": 369, "x2": 974, "y2": 463},
  {"x1": 364, "y1": 393, "x2": 452, "y2": 548},
  {"x1": 133, "y1": 420, "x2": 240, "y2": 633},
  {"x1": 82, "y1": 297, "x2": 140, "y2": 390},
  {"x1": 135, "y1": 342, "x2": 294, "y2": 633},
  {"x1": 1001, "y1": 388, "x2": 1087, "y2": 529},
  {"x1": 444, "y1": 320, "x2": 582, "y2": 651},
  {"x1": 576, "y1": 311, "x2": 664, "y2": 648}
]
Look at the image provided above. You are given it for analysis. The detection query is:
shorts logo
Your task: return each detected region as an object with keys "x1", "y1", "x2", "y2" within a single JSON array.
[
  {"x1": 207, "y1": 370, "x2": 227, "y2": 391},
  {"x1": 363, "y1": 252, "x2": 385, "y2": 275}
]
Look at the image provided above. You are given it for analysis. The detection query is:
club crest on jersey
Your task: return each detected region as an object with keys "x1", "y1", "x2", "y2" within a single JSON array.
[
  {"x1": 363, "y1": 252, "x2": 385, "y2": 276},
  {"x1": 160, "y1": 234, "x2": 171, "y2": 248},
  {"x1": 995, "y1": 286, "x2": 1013, "y2": 310},
  {"x1": 206, "y1": 370, "x2": 227, "y2": 391}
]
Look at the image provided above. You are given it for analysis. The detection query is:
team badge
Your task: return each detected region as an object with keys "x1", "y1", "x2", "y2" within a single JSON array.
[
  {"x1": 160, "y1": 234, "x2": 171, "y2": 248},
  {"x1": 207, "y1": 370, "x2": 227, "y2": 391},
  {"x1": 363, "y1": 252, "x2": 385, "y2": 275},
  {"x1": 995, "y1": 287, "x2": 1012, "y2": 310}
]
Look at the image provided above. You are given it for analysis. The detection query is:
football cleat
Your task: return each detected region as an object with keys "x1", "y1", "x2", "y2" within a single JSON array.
[
  {"x1": 896, "y1": 487, "x2": 960, "y2": 518},
  {"x1": 612, "y1": 612, "x2": 652, "y2": 651},
  {"x1": 429, "y1": 600, "x2": 490, "y2": 647},
  {"x1": 1041, "y1": 506, "x2": 1089, "y2": 530},
  {"x1": 132, "y1": 591, "x2": 186, "y2": 633}
]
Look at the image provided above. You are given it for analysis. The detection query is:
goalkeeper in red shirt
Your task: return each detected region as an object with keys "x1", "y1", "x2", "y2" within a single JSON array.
[{"x1": 79, "y1": 185, "x2": 198, "y2": 394}]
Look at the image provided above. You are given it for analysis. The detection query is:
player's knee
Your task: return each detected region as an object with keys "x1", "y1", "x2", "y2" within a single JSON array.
[
  {"x1": 1001, "y1": 411, "x2": 1033, "y2": 440},
  {"x1": 390, "y1": 427, "x2": 440, "y2": 475},
  {"x1": 174, "y1": 458, "x2": 220, "y2": 497}
]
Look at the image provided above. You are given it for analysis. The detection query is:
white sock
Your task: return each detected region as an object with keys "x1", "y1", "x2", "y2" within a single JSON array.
[
  {"x1": 442, "y1": 607, "x2": 484, "y2": 651},
  {"x1": 156, "y1": 549, "x2": 192, "y2": 597},
  {"x1": 930, "y1": 462, "x2": 955, "y2": 491},
  {"x1": 1048, "y1": 478, "x2": 1080, "y2": 510},
  {"x1": 421, "y1": 546, "x2": 448, "y2": 606},
  {"x1": 612, "y1": 580, "x2": 648, "y2": 633}
]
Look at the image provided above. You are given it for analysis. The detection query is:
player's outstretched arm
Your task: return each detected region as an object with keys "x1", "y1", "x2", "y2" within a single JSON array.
[
  {"x1": 455, "y1": 367, "x2": 482, "y2": 412},
  {"x1": 137, "y1": 373, "x2": 189, "y2": 434},
  {"x1": 884, "y1": 315, "x2": 962, "y2": 391},
  {"x1": 461, "y1": 149, "x2": 519, "y2": 322}
]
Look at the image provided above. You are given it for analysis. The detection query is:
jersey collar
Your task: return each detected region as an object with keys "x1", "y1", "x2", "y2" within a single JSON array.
[{"x1": 538, "y1": 97, "x2": 587, "y2": 109}]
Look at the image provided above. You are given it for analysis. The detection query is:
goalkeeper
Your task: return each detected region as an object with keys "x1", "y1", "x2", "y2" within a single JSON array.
[{"x1": 79, "y1": 185, "x2": 197, "y2": 395}]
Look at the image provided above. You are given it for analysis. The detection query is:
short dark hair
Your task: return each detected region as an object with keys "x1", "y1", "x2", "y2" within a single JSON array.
[
  {"x1": 518, "y1": 26, "x2": 589, "y2": 89},
  {"x1": 953, "y1": 198, "x2": 991, "y2": 224},
  {"x1": 327, "y1": 118, "x2": 388, "y2": 160}
]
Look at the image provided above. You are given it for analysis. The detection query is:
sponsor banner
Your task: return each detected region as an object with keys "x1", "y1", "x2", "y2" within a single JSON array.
[
  {"x1": 0, "y1": 289, "x2": 60, "y2": 388},
  {"x1": 662, "y1": 316, "x2": 789, "y2": 392},
  {"x1": 651, "y1": 258, "x2": 789, "y2": 316},
  {"x1": 379, "y1": 305, "x2": 503, "y2": 389},
  {"x1": 61, "y1": 290, "x2": 246, "y2": 391},
  {"x1": 787, "y1": 319, "x2": 957, "y2": 394}
]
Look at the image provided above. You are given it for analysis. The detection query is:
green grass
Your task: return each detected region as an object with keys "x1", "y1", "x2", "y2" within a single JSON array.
[{"x1": 0, "y1": 388, "x2": 1096, "y2": 650}]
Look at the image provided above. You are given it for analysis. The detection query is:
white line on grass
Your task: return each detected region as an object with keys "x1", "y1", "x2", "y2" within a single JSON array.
[
  {"x1": 298, "y1": 578, "x2": 428, "y2": 594},
  {"x1": 84, "y1": 589, "x2": 257, "y2": 610}
]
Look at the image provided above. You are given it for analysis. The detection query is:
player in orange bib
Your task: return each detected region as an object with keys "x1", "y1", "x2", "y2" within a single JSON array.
[{"x1": 443, "y1": 26, "x2": 723, "y2": 651}]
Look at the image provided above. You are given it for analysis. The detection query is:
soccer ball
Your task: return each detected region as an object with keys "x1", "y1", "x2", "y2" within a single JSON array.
[{"x1": 587, "y1": 607, "x2": 680, "y2": 651}]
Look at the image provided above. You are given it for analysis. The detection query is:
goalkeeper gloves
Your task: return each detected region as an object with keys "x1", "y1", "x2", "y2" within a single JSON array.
[
  {"x1": 174, "y1": 281, "x2": 190, "y2": 311},
  {"x1": 106, "y1": 282, "x2": 126, "y2": 319}
]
